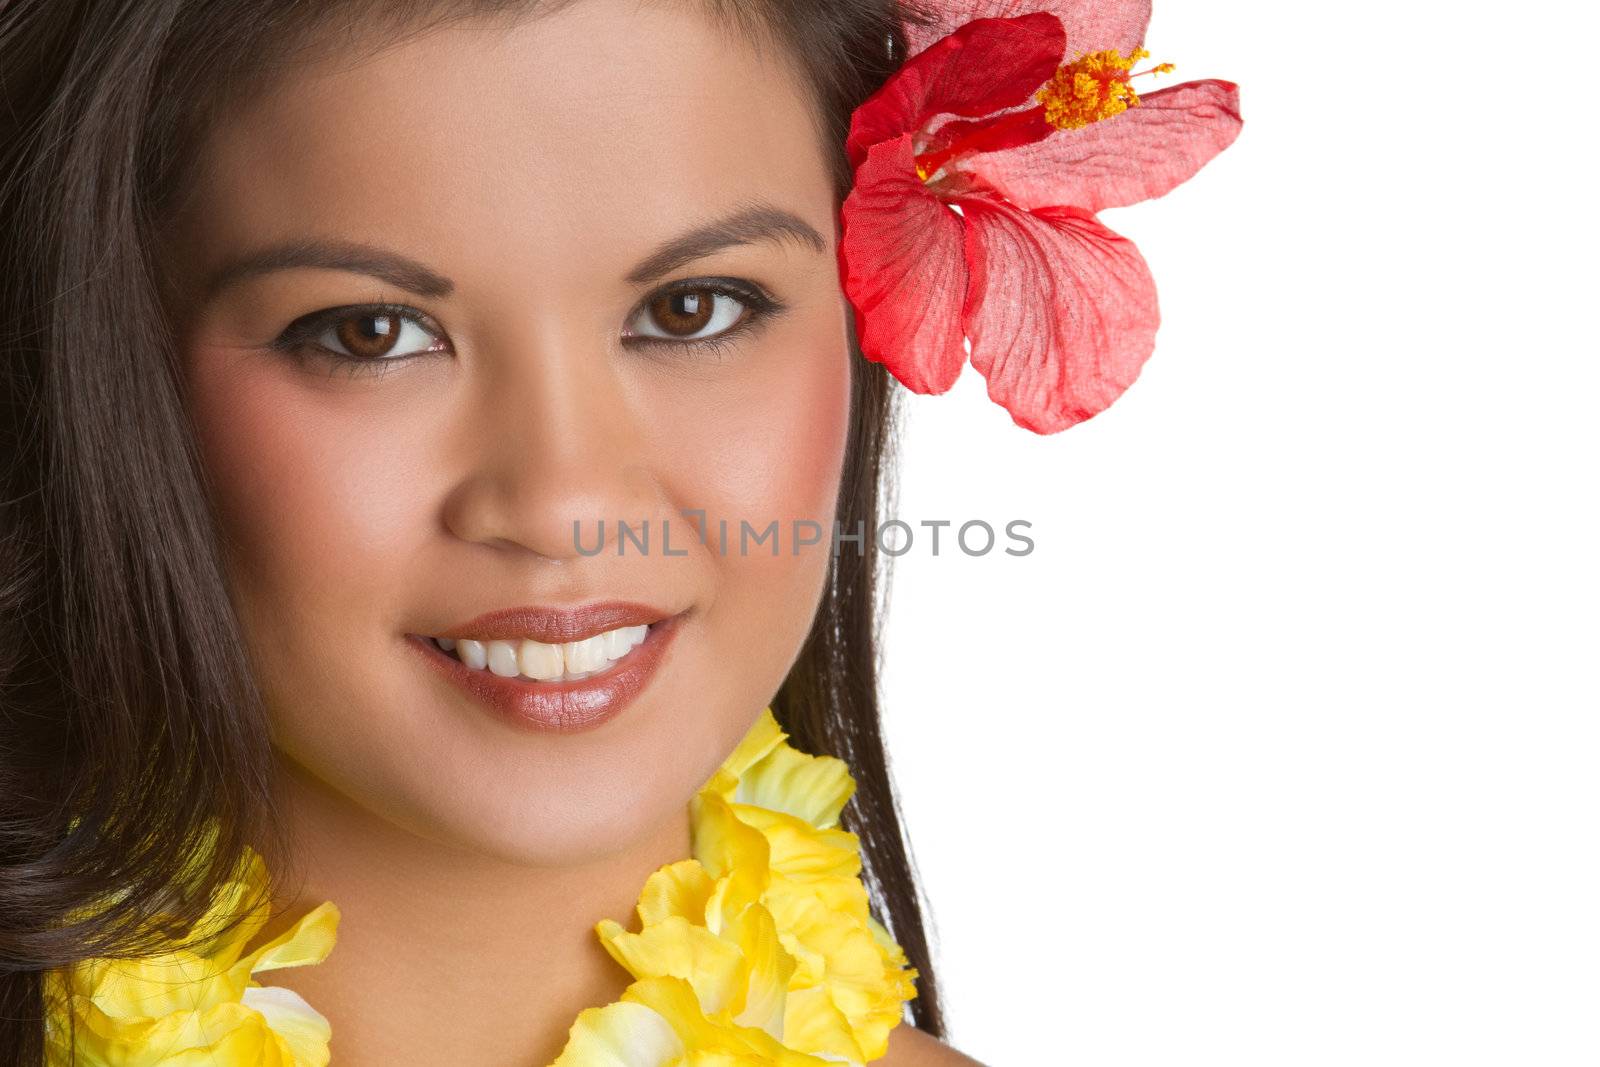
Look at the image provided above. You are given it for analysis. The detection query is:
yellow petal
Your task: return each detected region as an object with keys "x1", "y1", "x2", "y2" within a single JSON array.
[
  {"x1": 600, "y1": 916, "x2": 747, "y2": 1016},
  {"x1": 68, "y1": 951, "x2": 249, "y2": 1019},
  {"x1": 242, "y1": 985, "x2": 333, "y2": 1067},
  {"x1": 636, "y1": 860, "x2": 716, "y2": 927},
  {"x1": 734, "y1": 744, "x2": 854, "y2": 830},
  {"x1": 729, "y1": 903, "x2": 794, "y2": 1039},
  {"x1": 63, "y1": 1000, "x2": 282, "y2": 1065},
  {"x1": 554, "y1": 1000, "x2": 686, "y2": 1066},
  {"x1": 623, "y1": 977, "x2": 830, "y2": 1066},
  {"x1": 712, "y1": 709, "x2": 788, "y2": 784},
  {"x1": 240, "y1": 901, "x2": 341, "y2": 974},
  {"x1": 183, "y1": 847, "x2": 275, "y2": 969},
  {"x1": 765, "y1": 894, "x2": 912, "y2": 1061},
  {"x1": 781, "y1": 986, "x2": 866, "y2": 1065},
  {"x1": 864, "y1": 915, "x2": 910, "y2": 968},
  {"x1": 731, "y1": 807, "x2": 860, "y2": 883},
  {"x1": 691, "y1": 793, "x2": 771, "y2": 901}
]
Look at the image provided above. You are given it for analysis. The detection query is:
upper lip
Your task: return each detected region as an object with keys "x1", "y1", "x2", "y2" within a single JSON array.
[{"x1": 426, "y1": 601, "x2": 677, "y2": 645}]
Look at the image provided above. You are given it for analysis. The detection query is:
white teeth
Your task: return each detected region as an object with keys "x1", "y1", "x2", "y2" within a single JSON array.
[
  {"x1": 457, "y1": 639, "x2": 487, "y2": 670},
  {"x1": 562, "y1": 635, "x2": 607, "y2": 674},
  {"x1": 517, "y1": 639, "x2": 563, "y2": 681},
  {"x1": 486, "y1": 640, "x2": 521, "y2": 678},
  {"x1": 435, "y1": 624, "x2": 651, "y2": 682},
  {"x1": 609, "y1": 625, "x2": 647, "y2": 656}
]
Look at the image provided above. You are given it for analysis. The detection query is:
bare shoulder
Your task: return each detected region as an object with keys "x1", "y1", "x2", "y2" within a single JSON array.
[{"x1": 879, "y1": 1024, "x2": 988, "y2": 1066}]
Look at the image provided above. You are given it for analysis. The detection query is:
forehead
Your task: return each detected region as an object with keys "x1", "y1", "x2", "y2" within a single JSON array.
[{"x1": 169, "y1": 0, "x2": 833, "y2": 290}]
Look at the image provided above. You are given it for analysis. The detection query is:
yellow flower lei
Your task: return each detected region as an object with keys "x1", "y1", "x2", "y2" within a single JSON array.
[
  {"x1": 41, "y1": 855, "x2": 340, "y2": 1066},
  {"x1": 43, "y1": 708, "x2": 918, "y2": 1065}
]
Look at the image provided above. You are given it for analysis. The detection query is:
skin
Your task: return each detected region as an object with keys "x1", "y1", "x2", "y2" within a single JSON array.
[{"x1": 160, "y1": 0, "x2": 977, "y2": 1062}]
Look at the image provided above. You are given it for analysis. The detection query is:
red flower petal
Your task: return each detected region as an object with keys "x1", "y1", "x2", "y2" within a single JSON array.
[
  {"x1": 902, "y1": 0, "x2": 1150, "y2": 61},
  {"x1": 839, "y1": 135, "x2": 969, "y2": 394},
  {"x1": 953, "y1": 79, "x2": 1243, "y2": 214},
  {"x1": 847, "y1": 12, "x2": 1064, "y2": 171},
  {"x1": 919, "y1": 106, "x2": 1056, "y2": 167},
  {"x1": 959, "y1": 194, "x2": 1159, "y2": 434}
]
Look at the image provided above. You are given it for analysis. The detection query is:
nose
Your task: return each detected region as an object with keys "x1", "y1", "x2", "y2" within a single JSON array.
[{"x1": 440, "y1": 326, "x2": 660, "y2": 562}]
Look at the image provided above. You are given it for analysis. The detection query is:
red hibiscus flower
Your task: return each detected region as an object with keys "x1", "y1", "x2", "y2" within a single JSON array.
[{"x1": 838, "y1": 2, "x2": 1242, "y2": 434}]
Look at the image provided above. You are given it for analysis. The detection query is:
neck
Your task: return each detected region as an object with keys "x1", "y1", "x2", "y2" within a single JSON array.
[{"x1": 252, "y1": 754, "x2": 691, "y2": 1067}]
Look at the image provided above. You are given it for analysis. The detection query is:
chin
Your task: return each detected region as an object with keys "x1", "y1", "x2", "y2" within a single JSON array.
[
  {"x1": 272, "y1": 691, "x2": 741, "y2": 871},
  {"x1": 418, "y1": 781, "x2": 690, "y2": 869}
]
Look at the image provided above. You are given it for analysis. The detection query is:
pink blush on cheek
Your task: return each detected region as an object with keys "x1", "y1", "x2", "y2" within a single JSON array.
[
  {"x1": 183, "y1": 349, "x2": 439, "y2": 618},
  {"x1": 650, "y1": 323, "x2": 855, "y2": 536}
]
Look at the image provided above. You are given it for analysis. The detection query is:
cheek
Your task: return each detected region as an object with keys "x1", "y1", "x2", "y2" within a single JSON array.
[
  {"x1": 652, "y1": 298, "x2": 854, "y2": 530},
  {"x1": 638, "y1": 308, "x2": 855, "y2": 706},
  {"x1": 184, "y1": 356, "x2": 435, "y2": 680}
]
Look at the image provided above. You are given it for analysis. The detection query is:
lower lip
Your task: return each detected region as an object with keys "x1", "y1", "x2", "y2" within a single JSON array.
[{"x1": 405, "y1": 614, "x2": 683, "y2": 734}]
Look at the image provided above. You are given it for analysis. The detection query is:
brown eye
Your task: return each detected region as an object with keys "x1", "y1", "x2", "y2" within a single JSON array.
[
  {"x1": 650, "y1": 290, "x2": 715, "y2": 337},
  {"x1": 294, "y1": 307, "x2": 448, "y2": 362},
  {"x1": 629, "y1": 285, "x2": 749, "y2": 343},
  {"x1": 334, "y1": 312, "x2": 405, "y2": 359}
]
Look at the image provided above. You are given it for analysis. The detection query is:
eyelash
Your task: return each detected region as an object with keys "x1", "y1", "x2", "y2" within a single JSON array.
[
  {"x1": 269, "y1": 302, "x2": 444, "y2": 381},
  {"x1": 268, "y1": 278, "x2": 787, "y2": 378},
  {"x1": 623, "y1": 278, "x2": 786, "y2": 363}
]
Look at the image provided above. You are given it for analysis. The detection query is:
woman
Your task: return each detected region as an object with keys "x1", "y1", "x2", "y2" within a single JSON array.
[{"x1": 0, "y1": 0, "x2": 1239, "y2": 1063}]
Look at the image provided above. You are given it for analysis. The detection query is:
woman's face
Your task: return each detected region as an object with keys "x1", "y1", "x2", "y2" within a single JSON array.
[{"x1": 162, "y1": 0, "x2": 852, "y2": 865}]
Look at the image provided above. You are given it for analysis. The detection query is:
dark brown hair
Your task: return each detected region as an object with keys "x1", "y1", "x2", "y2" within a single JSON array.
[{"x1": 0, "y1": 0, "x2": 944, "y2": 1060}]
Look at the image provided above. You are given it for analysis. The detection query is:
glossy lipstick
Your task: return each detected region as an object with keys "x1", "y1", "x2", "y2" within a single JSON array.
[{"x1": 407, "y1": 601, "x2": 684, "y2": 733}]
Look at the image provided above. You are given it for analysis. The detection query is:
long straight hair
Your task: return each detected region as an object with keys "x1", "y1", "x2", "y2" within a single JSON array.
[{"x1": 0, "y1": 0, "x2": 945, "y2": 1060}]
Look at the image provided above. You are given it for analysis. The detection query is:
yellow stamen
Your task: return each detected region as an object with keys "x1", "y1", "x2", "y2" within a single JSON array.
[{"x1": 1034, "y1": 48, "x2": 1175, "y2": 131}]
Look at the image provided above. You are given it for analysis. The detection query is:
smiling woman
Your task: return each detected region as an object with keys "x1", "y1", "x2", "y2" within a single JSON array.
[
  {"x1": 0, "y1": 0, "x2": 1242, "y2": 1061},
  {"x1": 0, "y1": 0, "x2": 971, "y2": 1064},
  {"x1": 161, "y1": 1, "x2": 867, "y2": 884}
]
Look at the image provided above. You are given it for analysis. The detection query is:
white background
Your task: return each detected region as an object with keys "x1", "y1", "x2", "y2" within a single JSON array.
[{"x1": 877, "y1": 1, "x2": 1600, "y2": 1063}]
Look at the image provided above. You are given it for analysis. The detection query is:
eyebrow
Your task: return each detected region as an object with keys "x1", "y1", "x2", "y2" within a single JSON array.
[
  {"x1": 623, "y1": 203, "x2": 827, "y2": 285},
  {"x1": 201, "y1": 238, "x2": 456, "y2": 302},
  {"x1": 198, "y1": 202, "x2": 827, "y2": 303}
]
